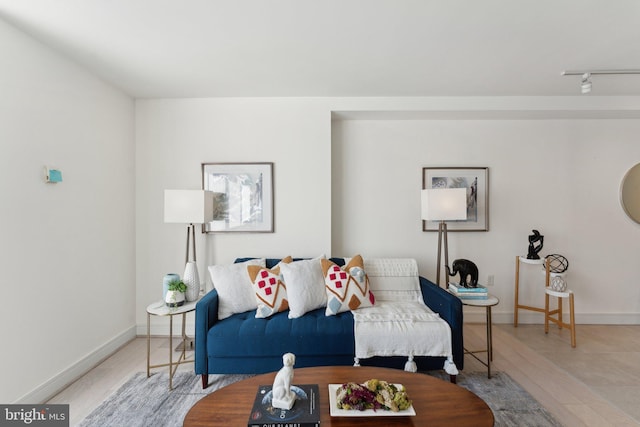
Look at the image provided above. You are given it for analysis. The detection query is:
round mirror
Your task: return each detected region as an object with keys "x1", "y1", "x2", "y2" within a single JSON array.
[{"x1": 621, "y1": 163, "x2": 640, "y2": 224}]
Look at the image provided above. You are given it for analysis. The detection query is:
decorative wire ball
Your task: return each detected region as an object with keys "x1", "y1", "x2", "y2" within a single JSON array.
[
  {"x1": 550, "y1": 276, "x2": 567, "y2": 292},
  {"x1": 545, "y1": 254, "x2": 569, "y2": 273}
]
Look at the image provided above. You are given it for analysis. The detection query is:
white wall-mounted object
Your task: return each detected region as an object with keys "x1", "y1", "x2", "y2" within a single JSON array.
[{"x1": 44, "y1": 166, "x2": 63, "y2": 183}]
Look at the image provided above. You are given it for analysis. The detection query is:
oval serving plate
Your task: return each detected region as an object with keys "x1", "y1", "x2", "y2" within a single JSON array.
[{"x1": 328, "y1": 383, "x2": 416, "y2": 417}]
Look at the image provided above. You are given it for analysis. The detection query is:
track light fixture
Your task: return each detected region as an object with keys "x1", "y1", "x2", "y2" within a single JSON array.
[
  {"x1": 562, "y1": 69, "x2": 640, "y2": 94},
  {"x1": 581, "y1": 73, "x2": 592, "y2": 94}
]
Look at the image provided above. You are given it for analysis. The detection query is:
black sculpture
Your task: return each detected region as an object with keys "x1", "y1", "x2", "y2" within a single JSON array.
[
  {"x1": 527, "y1": 229, "x2": 544, "y2": 260},
  {"x1": 446, "y1": 259, "x2": 479, "y2": 288}
]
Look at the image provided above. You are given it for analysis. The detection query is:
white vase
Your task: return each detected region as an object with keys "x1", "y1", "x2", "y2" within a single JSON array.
[
  {"x1": 183, "y1": 261, "x2": 201, "y2": 301},
  {"x1": 551, "y1": 276, "x2": 567, "y2": 292}
]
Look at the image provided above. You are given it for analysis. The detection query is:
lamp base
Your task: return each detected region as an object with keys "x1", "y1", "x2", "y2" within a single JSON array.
[{"x1": 435, "y1": 221, "x2": 450, "y2": 287}]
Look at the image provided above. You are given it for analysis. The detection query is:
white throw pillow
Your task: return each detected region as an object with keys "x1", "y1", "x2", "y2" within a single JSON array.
[
  {"x1": 279, "y1": 257, "x2": 327, "y2": 318},
  {"x1": 209, "y1": 259, "x2": 266, "y2": 320}
]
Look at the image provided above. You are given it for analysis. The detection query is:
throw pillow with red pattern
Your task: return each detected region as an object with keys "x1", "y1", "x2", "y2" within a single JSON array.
[
  {"x1": 321, "y1": 255, "x2": 375, "y2": 316},
  {"x1": 247, "y1": 257, "x2": 292, "y2": 318}
]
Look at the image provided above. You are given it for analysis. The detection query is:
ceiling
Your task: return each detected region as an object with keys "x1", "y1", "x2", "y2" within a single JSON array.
[{"x1": 1, "y1": 0, "x2": 640, "y2": 99}]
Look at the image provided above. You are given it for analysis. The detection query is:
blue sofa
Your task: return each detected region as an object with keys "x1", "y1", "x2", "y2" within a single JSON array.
[{"x1": 195, "y1": 257, "x2": 464, "y2": 388}]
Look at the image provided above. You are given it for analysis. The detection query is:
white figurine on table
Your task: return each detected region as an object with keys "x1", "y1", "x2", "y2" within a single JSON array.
[{"x1": 272, "y1": 353, "x2": 296, "y2": 410}]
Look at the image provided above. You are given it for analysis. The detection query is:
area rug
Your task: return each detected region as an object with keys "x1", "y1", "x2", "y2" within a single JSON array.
[
  {"x1": 430, "y1": 371, "x2": 563, "y2": 427},
  {"x1": 78, "y1": 371, "x2": 562, "y2": 427}
]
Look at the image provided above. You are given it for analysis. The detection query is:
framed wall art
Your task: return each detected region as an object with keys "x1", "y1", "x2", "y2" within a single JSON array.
[
  {"x1": 422, "y1": 166, "x2": 489, "y2": 232},
  {"x1": 202, "y1": 162, "x2": 274, "y2": 233}
]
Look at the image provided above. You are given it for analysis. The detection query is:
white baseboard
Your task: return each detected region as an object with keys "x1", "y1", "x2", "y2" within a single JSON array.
[
  {"x1": 463, "y1": 309, "x2": 640, "y2": 325},
  {"x1": 143, "y1": 310, "x2": 640, "y2": 337},
  {"x1": 138, "y1": 310, "x2": 197, "y2": 336},
  {"x1": 137, "y1": 322, "x2": 196, "y2": 337},
  {"x1": 16, "y1": 326, "x2": 137, "y2": 404}
]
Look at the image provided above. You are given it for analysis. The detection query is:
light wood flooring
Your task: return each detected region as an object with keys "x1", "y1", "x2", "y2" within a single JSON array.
[
  {"x1": 466, "y1": 323, "x2": 640, "y2": 426},
  {"x1": 48, "y1": 324, "x2": 640, "y2": 426}
]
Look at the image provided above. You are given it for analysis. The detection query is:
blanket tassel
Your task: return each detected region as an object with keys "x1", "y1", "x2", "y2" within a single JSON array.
[{"x1": 443, "y1": 356, "x2": 459, "y2": 376}]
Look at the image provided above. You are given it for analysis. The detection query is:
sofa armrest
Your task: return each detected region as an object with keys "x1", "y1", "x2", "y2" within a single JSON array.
[
  {"x1": 195, "y1": 289, "x2": 219, "y2": 374},
  {"x1": 420, "y1": 277, "x2": 464, "y2": 370}
]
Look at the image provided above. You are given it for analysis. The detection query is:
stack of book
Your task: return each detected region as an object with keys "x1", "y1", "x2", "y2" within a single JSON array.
[
  {"x1": 448, "y1": 282, "x2": 488, "y2": 300},
  {"x1": 248, "y1": 384, "x2": 320, "y2": 427}
]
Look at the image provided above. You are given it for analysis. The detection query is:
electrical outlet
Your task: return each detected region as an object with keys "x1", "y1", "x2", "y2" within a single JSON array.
[{"x1": 487, "y1": 275, "x2": 495, "y2": 286}]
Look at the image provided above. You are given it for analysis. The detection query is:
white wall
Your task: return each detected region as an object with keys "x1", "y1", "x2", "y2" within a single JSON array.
[
  {"x1": 0, "y1": 19, "x2": 135, "y2": 403},
  {"x1": 137, "y1": 97, "x2": 640, "y2": 335},
  {"x1": 332, "y1": 118, "x2": 640, "y2": 324},
  {"x1": 135, "y1": 98, "x2": 333, "y2": 333},
  {"x1": 4, "y1": 12, "x2": 639, "y2": 407}
]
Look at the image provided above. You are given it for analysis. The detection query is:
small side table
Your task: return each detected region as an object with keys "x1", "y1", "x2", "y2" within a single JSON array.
[
  {"x1": 146, "y1": 298, "x2": 199, "y2": 389},
  {"x1": 514, "y1": 255, "x2": 545, "y2": 326},
  {"x1": 452, "y1": 292, "x2": 499, "y2": 378}
]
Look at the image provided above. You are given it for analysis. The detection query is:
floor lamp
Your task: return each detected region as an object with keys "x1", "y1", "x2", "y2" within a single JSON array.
[
  {"x1": 164, "y1": 189, "x2": 215, "y2": 301},
  {"x1": 421, "y1": 188, "x2": 468, "y2": 287},
  {"x1": 164, "y1": 189, "x2": 214, "y2": 350}
]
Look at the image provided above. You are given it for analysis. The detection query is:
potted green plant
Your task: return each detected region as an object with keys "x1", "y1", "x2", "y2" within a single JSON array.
[{"x1": 165, "y1": 279, "x2": 187, "y2": 307}]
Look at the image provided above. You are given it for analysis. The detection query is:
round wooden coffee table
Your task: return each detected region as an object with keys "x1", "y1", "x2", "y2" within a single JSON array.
[{"x1": 183, "y1": 366, "x2": 494, "y2": 426}]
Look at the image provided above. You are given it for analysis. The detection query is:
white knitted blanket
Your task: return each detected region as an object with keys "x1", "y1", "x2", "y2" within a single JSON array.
[
  {"x1": 352, "y1": 259, "x2": 458, "y2": 374},
  {"x1": 353, "y1": 301, "x2": 452, "y2": 358}
]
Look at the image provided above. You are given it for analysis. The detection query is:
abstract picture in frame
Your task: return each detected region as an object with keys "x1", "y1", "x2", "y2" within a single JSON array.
[
  {"x1": 422, "y1": 167, "x2": 489, "y2": 232},
  {"x1": 201, "y1": 162, "x2": 274, "y2": 233}
]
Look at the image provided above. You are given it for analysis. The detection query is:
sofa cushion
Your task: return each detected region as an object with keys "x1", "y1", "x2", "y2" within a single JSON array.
[
  {"x1": 206, "y1": 308, "x2": 355, "y2": 358},
  {"x1": 321, "y1": 255, "x2": 375, "y2": 316},
  {"x1": 247, "y1": 257, "x2": 292, "y2": 318},
  {"x1": 208, "y1": 258, "x2": 266, "y2": 320},
  {"x1": 279, "y1": 257, "x2": 327, "y2": 318}
]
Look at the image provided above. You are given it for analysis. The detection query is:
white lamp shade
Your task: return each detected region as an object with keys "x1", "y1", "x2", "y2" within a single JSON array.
[
  {"x1": 164, "y1": 190, "x2": 215, "y2": 224},
  {"x1": 421, "y1": 188, "x2": 468, "y2": 221}
]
